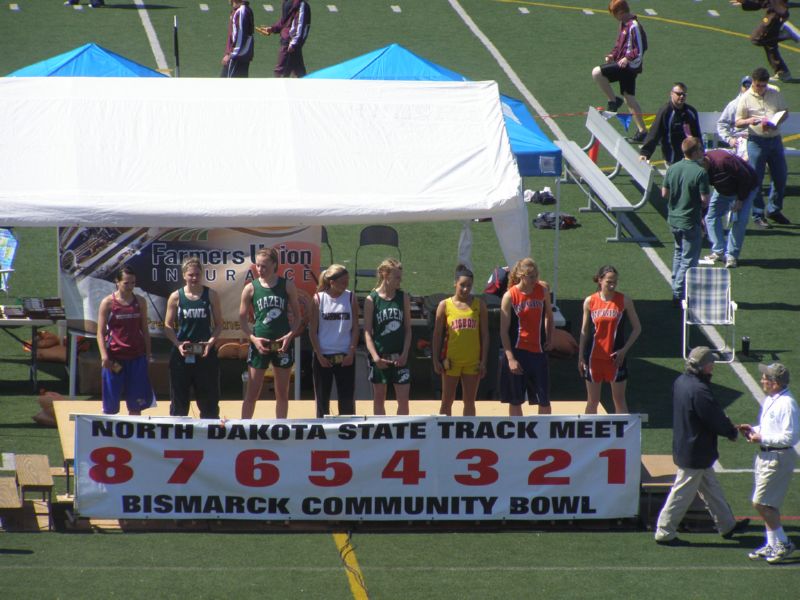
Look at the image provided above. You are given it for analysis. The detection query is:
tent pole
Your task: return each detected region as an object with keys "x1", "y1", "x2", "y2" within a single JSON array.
[{"x1": 552, "y1": 176, "x2": 560, "y2": 308}]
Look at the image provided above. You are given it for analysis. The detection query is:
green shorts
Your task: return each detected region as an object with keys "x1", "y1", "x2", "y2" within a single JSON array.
[
  {"x1": 368, "y1": 361, "x2": 411, "y2": 386},
  {"x1": 247, "y1": 343, "x2": 294, "y2": 370}
]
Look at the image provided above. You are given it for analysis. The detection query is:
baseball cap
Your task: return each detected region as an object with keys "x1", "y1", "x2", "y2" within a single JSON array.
[
  {"x1": 741, "y1": 75, "x2": 753, "y2": 88},
  {"x1": 687, "y1": 346, "x2": 715, "y2": 368},
  {"x1": 758, "y1": 362, "x2": 790, "y2": 386}
]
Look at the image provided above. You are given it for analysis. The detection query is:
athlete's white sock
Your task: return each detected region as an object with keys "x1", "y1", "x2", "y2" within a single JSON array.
[
  {"x1": 775, "y1": 527, "x2": 788, "y2": 544},
  {"x1": 767, "y1": 529, "x2": 778, "y2": 547}
]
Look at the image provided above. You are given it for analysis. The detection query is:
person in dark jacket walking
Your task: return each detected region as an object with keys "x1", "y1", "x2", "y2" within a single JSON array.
[
  {"x1": 639, "y1": 82, "x2": 702, "y2": 165},
  {"x1": 221, "y1": 0, "x2": 255, "y2": 78},
  {"x1": 257, "y1": 0, "x2": 311, "y2": 78},
  {"x1": 654, "y1": 347, "x2": 750, "y2": 544},
  {"x1": 731, "y1": 0, "x2": 793, "y2": 81}
]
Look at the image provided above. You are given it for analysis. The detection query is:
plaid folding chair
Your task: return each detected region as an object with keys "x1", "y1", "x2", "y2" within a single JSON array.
[{"x1": 682, "y1": 267, "x2": 737, "y2": 363}]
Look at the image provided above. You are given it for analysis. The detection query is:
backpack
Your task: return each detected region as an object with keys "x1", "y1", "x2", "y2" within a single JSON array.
[
  {"x1": 532, "y1": 212, "x2": 580, "y2": 230},
  {"x1": 484, "y1": 266, "x2": 510, "y2": 298}
]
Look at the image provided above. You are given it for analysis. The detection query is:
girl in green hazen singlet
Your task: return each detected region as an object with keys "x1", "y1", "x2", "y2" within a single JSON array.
[
  {"x1": 364, "y1": 258, "x2": 412, "y2": 416},
  {"x1": 239, "y1": 247, "x2": 303, "y2": 419}
]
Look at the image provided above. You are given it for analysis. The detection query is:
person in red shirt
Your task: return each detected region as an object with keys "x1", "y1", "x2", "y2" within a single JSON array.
[
  {"x1": 96, "y1": 266, "x2": 155, "y2": 415},
  {"x1": 499, "y1": 258, "x2": 553, "y2": 416},
  {"x1": 578, "y1": 265, "x2": 641, "y2": 414}
]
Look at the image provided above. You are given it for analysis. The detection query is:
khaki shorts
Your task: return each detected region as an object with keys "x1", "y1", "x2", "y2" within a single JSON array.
[{"x1": 752, "y1": 449, "x2": 797, "y2": 508}]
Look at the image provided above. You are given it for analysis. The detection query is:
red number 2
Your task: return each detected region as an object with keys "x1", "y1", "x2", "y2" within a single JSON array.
[{"x1": 528, "y1": 449, "x2": 571, "y2": 485}]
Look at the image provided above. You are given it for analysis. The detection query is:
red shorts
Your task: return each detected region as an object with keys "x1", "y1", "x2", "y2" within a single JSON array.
[{"x1": 584, "y1": 358, "x2": 628, "y2": 383}]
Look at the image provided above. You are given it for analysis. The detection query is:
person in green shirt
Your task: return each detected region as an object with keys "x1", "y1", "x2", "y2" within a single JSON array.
[
  {"x1": 661, "y1": 136, "x2": 710, "y2": 304},
  {"x1": 364, "y1": 258, "x2": 412, "y2": 415},
  {"x1": 164, "y1": 256, "x2": 223, "y2": 419},
  {"x1": 239, "y1": 247, "x2": 303, "y2": 419}
]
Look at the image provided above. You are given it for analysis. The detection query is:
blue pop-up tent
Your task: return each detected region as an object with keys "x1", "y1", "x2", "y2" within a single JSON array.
[
  {"x1": 7, "y1": 43, "x2": 165, "y2": 78},
  {"x1": 308, "y1": 43, "x2": 560, "y2": 177}
]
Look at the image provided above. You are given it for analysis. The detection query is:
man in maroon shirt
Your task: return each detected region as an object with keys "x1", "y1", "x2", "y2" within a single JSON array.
[{"x1": 701, "y1": 149, "x2": 758, "y2": 268}]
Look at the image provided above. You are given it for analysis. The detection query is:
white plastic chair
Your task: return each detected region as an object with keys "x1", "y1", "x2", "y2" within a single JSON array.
[{"x1": 682, "y1": 267, "x2": 737, "y2": 363}]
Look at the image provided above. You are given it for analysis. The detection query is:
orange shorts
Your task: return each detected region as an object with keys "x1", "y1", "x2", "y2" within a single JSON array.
[{"x1": 584, "y1": 358, "x2": 628, "y2": 383}]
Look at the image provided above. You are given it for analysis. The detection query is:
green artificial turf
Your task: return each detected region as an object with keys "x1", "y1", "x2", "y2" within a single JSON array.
[{"x1": 1, "y1": 1, "x2": 799, "y2": 598}]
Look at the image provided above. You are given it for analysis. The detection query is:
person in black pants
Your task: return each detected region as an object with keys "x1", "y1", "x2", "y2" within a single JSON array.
[
  {"x1": 164, "y1": 256, "x2": 223, "y2": 419},
  {"x1": 308, "y1": 264, "x2": 360, "y2": 418}
]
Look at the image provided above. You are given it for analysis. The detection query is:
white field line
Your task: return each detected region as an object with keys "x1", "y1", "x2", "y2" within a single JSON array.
[
  {"x1": 448, "y1": 0, "x2": 765, "y2": 408},
  {"x1": 0, "y1": 564, "x2": 793, "y2": 573},
  {"x1": 135, "y1": 0, "x2": 169, "y2": 73}
]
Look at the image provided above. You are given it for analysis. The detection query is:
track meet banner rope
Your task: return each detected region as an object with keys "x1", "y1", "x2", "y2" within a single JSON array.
[{"x1": 75, "y1": 415, "x2": 642, "y2": 521}]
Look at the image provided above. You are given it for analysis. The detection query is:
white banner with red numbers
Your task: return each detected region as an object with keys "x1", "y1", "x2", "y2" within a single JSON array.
[{"x1": 74, "y1": 415, "x2": 642, "y2": 521}]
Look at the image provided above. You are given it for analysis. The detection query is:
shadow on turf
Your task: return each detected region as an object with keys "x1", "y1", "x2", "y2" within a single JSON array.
[{"x1": 0, "y1": 549, "x2": 34, "y2": 555}]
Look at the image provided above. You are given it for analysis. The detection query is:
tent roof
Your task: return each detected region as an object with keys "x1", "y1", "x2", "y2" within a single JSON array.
[
  {"x1": 308, "y1": 43, "x2": 560, "y2": 177},
  {"x1": 7, "y1": 43, "x2": 165, "y2": 78},
  {"x1": 0, "y1": 77, "x2": 523, "y2": 231}
]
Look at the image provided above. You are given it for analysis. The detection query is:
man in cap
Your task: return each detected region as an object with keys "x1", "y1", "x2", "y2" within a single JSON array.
[
  {"x1": 717, "y1": 75, "x2": 753, "y2": 162},
  {"x1": 739, "y1": 363, "x2": 799, "y2": 563},
  {"x1": 654, "y1": 347, "x2": 750, "y2": 544}
]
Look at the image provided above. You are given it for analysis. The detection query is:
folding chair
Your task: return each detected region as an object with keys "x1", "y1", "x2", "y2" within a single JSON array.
[
  {"x1": 682, "y1": 267, "x2": 737, "y2": 363},
  {"x1": 354, "y1": 225, "x2": 401, "y2": 294},
  {"x1": 320, "y1": 226, "x2": 333, "y2": 271},
  {"x1": 0, "y1": 228, "x2": 18, "y2": 297}
]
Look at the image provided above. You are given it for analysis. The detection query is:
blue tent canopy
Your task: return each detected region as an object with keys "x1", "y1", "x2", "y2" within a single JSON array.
[
  {"x1": 7, "y1": 43, "x2": 165, "y2": 78},
  {"x1": 308, "y1": 44, "x2": 560, "y2": 177}
]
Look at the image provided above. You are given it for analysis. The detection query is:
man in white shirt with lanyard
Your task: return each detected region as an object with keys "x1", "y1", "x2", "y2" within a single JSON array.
[{"x1": 740, "y1": 363, "x2": 799, "y2": 564}]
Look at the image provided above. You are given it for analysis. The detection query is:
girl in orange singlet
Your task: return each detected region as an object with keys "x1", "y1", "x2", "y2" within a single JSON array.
[{"x1": 578, "y1": 265, "x2": 641, "y2": 414}]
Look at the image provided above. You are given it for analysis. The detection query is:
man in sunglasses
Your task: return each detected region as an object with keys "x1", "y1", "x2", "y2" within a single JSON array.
[{"x1": 639, "y1": 82, "x2": 702, "y2": 165}]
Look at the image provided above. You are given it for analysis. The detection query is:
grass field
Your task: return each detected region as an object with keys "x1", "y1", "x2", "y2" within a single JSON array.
[{"x1": 2, "y1": 1, "x2": 800, "y2": 597}]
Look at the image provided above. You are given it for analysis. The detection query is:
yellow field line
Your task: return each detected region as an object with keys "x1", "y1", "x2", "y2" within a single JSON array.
[
  {"x1": 332, "y1": 532, "x2": 369, "y2": 600},
  {"x1": 496, "y1": 1, "x2": 800, "y2": 54},
  {"x1": 784, "y1": 133, "x2": 800, "y2": 143}
]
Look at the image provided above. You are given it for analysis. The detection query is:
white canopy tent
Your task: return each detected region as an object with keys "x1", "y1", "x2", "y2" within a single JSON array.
[{"x1": 0, "y1": 77, "x2": 527, "y2": 264}]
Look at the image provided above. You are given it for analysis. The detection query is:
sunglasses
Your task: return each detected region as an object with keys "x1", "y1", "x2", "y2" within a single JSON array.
[{"x1": 672, "y1": 91, "x2": 687, "y2": 97}]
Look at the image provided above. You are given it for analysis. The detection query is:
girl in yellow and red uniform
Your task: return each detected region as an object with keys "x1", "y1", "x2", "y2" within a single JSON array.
[
  {"x1": 432, "y1": 265, "x2": 489, "y2": 416},
  {"x1": 578, "y1": 265, "x2": 641, "y2": 414}
]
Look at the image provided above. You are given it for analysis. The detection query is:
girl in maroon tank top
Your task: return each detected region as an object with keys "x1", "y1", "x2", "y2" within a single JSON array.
[{"x1": 96, "y1": 266, "x2": 154, "y2": 415}]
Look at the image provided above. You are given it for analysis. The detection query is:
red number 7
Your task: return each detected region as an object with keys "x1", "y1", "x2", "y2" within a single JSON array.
[{"x1": 164, "y1": 450, "x2": 204, "y2": 484}]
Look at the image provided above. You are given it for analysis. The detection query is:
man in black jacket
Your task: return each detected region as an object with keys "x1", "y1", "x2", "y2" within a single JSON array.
[
  {"x1": 639, "y1": 82, "x2": 701, "y2": 165},
  {"x1": 654, "y1": 347, "x2": 750, "y2": 544}
]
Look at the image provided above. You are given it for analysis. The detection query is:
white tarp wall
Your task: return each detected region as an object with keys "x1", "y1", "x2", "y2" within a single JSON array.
[{"x1": 0, "y1": 77, "x2": 528, "y2": 264}]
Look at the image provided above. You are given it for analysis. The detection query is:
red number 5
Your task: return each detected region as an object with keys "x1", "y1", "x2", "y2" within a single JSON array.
[{"x1": 308, "y1": 450, "x2": 352, "y2": 487}]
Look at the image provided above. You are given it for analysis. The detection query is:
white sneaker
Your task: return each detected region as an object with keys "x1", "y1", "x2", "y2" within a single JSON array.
[
  {"x1": 766, "y1": 540, "x2": 795, "y2": 564},
  {"x1": 725, "y1": 256, "x2": 737, "y2": 269},
  {"x1": 748, "y1": 544, "x2": 773, "y2": 560},
  {"x1": 703, "y1": 252, "x2": 723, "y2": 263}
]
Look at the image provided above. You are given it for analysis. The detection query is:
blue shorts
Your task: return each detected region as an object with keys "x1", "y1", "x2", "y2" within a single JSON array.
[
  {"x1": 500, "y1": 349, "x2": 550, "y2": 407},
  {"x1": 102, "y1": 355, "x2": 156, "y2": 414}
]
